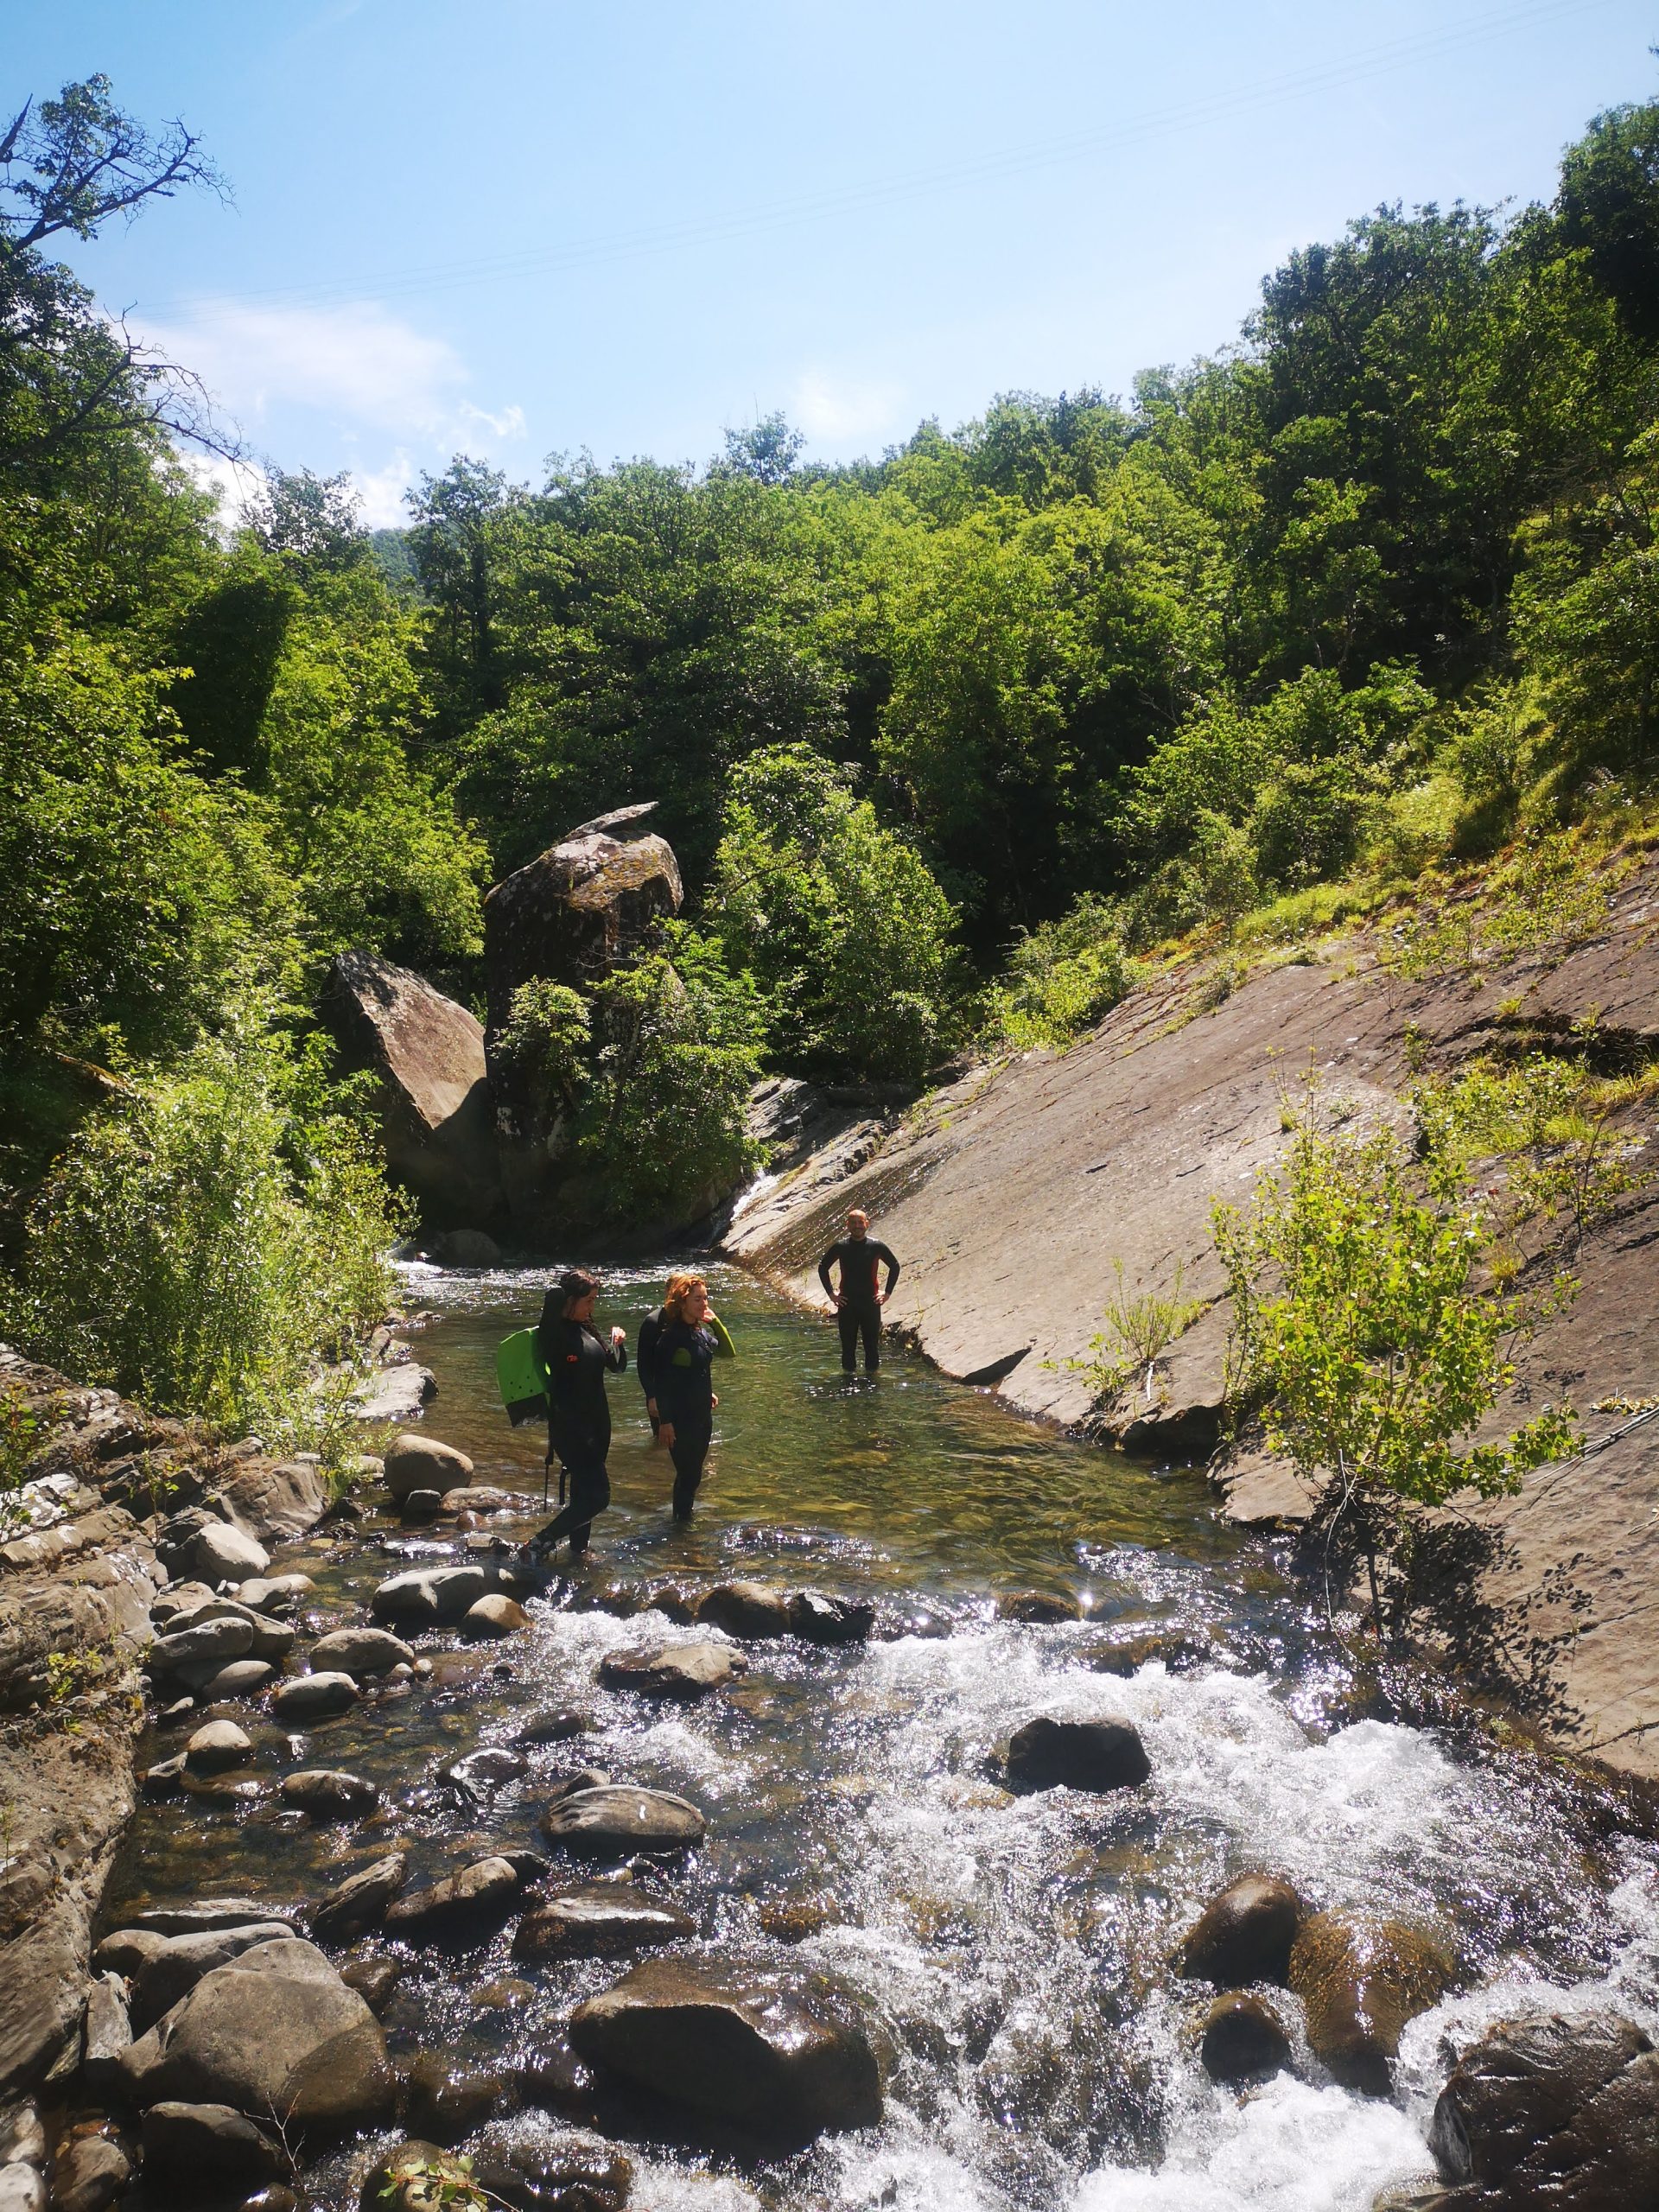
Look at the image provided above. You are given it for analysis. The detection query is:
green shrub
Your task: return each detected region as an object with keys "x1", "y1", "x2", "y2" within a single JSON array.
[
  {"x1": 982, "y1": 893, "x2": 1137, "y2": 1049},
  {"x1": 582, "y1": 925, "x2": 766, "y2": 1224},
  {"x1": 3, "y1": 1011, "x2": 408, "y2": 1456}
]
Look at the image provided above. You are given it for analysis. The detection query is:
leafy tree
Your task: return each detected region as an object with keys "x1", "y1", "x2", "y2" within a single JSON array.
[
  {"x1": 982, "y1": 893, "x2": 1135, "y2": 1051},
  {"x1": 710, "y1": 744, "x2": 958, "y2": 1080},
  {"x1": 407, "y1": 456, "x2": 525, "y2": 734},
  {"x1": 1558, "y1": 95, "x2": 1659, "y2": 343},
  {"x1": 1213, "y1": 1099, "x2": 1579, "y2": 1629},
  {"x1": 246, "y1": 467, "x2": 371, "y2": 580},
  {"x1": 717, "y1": 410, "x2": 805, "y2": 486}
]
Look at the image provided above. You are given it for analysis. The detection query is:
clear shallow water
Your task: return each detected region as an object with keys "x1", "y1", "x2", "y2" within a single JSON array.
[{"x1": 108, "y1": 1266, "x2": 1659, "y2": 2212}]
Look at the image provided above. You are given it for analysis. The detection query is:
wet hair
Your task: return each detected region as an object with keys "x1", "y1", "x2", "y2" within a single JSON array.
[
  {"x1": 558, "y1": 1268, "x2": 599, "y2": 1315},
  {"x1": 662, "y1": 1271, "x2": 708, "y2": 1323}
]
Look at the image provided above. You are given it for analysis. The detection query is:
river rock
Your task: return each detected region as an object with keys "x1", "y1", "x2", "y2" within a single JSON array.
[
  {"x1": 126, "y1": 1899, "x2": 297, "y2": 1938},
  {"x1": 318, "y1": 947, "x2": 501, "y2": 1230},
  {"x1": 996, "y1": 1591, "x2": 1083, "y2": 1623},
  {"x1": 402, "y1": 2055, "x2": 513, "y2": 2145},
  {"x1": 1089, "y1": 1630, "x2": 1214, "y2": 1675},
  {"x1": 149, "y1": 1616, "x2": 255, "y2": 1675},
  {"x1": 696, "y1": 1582, "x2": 791, "y2": 1639},
  {"x1": 371, "y1": 1565, "x2": 486, "y2": 1624},
  {"x1": 442, "y1": 1745, "x2": 529, "y2": 1796},
  {"x1": 118, "y1": 1936, "x2": 393, "y2": 2136},
  {"x1": 0, "y1": 2165, "x2": 43, "y2": 2212},
  {"x1": 237, "y1": 1573, "x2": 315, "y2": 1613},
  {"x1": 543, "y1": 1786, "x2": 706, "y2": 1856},
  {"x1": 340, "y1": 1956, "x2": 402, "y2": 2012},
  {"x1": 359, "y1": 2140, "x2": 485, "y2": 2212},
  {"x1": 131, "y1": 1923, "x2": 298, "y2": 2032},
  {"x1": 1428, "y1": 2007, "x2": 1659, "y2": 2204},
  {"x1": 80, "y1": 1974, "x2": 131, "y2": 2094},
  {"x1": 598, "y1": 1642, "x2": 747, "y2": 1700},
  {"x1": 281, "y1": 1770, "x2": 378, "y2": 1821},
  {"x1": 143, "y1": 1752, "x2": 188, "y2": 1796},
  {"x1": 513, "y1": 1710, "x2": 594, "y2": 1748},
  {"x1": 1199, "y1": 1992, "x2": 1294, "y2": 2082},
  {"x1": 46, "y1": 2134, "x2": 129, "y2": 2212},
  {"x1": 400, "y1": 1490, "x2": 442, "y2": 1522},
  {"x1": 569, "y1": 1957, "x2": 881, "y2": 2142},
  {"x1": 311, "y1": 1854, "x2": 409, "y2": 1944},
  {"x1": 1289, "y1": 1912, "x2": 1456, "y2": 2094},
  {"x1": 1001, "y1": 1716, "x2": 1150, "y2": 1794},
  {"x1": 383, "y1": 1435, "x2": 474, "y2": 1503},
  {"x1": 272, "y1": 1671, "x2": 359, "y2": 1722},
  {"x1": 1178, "y1": 1874, "x2": 1304, "y2": 1986},
  {"x1": 471, "y1": 2129, "x2": 633, "y2": 2212},
  {"x1": 199, "y1": 1659, "x2": 276, "y2": 1700},
  {"x1": 92, "y1": 1928, "x2": 169, "y2": 1980},
  {"x1": 140, "y1": 2101, "x2": 283, "y2": 2189},
  {"x1": 308, "y1": 1628, "x2": 415, "y2": 1679},
  {"x1": 512, "y1": 1886, "x2": 696, "y2": 1962},
  {"x1": 193, "y1": 1522, "x2": 270, "y2": 1582},
  {"x1": 787, "y1": 1591, "x2": 876, "y2": 1645},
  {"x1": 184, "y1": 1719, "x2": 252, "y2": 1775},
  {"x1": 381, "y1": 1857, "x2": 522, "y2": 1938},
  {"x1": 464, "y1": 1594, "x2": 528, "y2": 1639}
]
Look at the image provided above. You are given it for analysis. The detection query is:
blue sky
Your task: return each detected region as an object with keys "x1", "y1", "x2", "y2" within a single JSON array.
[{"x1": 10, "y1": 0, "x2": 1656, "y2": 522}]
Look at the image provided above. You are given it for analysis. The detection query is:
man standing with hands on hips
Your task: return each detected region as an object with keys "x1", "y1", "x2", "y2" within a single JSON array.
[{"x1": 817, "y1": 1208, "x2": 900, "y2": 1375}]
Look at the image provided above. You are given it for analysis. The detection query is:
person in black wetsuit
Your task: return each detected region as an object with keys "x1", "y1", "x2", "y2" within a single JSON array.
[
  {"x1": 531, "y1": 1268, "x2": 627, "y2": 1560},
  {"x1": 817, "y1": 1208, "x2": 900, "y2": 1373},
  {"x1": 653, "y1": 1271, "x2": 734, "y2": 1521},
  {"x1": 636, "y1": 1301, "x2": 667, "y2": 1442}
]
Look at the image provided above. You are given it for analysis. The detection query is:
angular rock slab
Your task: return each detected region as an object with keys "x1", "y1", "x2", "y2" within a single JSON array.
[
  {"x1": 311, "y1": 1853, "x2": 408, "y2": 1945},
  {"x1": 569, "y1": 1957, "x2": 881, "y2": 2142},
  {"x1": 787, "y1": 1590, "x2": 876, "y2": 1645},
  {"x1": 597, "y1": 1641, "x2": 747, "y2": 1701},
  {"x1": 512, "y1": 1886, "x2": 696, "y2": 1962},
  {"x1": 381, "y1": 1856, "x2": 522, "y2": 1939},
  {"x1": 543, "y1": 1786, "x2": 707, "y2": 1857},
  {"x1": 1001, "y1": 1716, "x2": 1150, "y2": 1794},
  {"x1": 1429, "y1": 2008, "x2": 1659, "y2": 2205},
  {"x1": 118, "y1": 1937, "x2": 394, "y2": 2137}
]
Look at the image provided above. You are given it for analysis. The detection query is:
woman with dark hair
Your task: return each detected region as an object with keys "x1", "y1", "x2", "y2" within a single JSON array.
[
  {"x1": 653, "y1": 1272, "x2": 734, "y2": 1522},
  {"x1": 530, "y1": 1268, "x2": 627, "y2": 1560}
]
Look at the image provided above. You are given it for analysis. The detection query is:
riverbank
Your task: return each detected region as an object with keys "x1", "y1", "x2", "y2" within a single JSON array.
[{"x1": 720, "y1": 857, "x2": 1659, "y2": 1783}]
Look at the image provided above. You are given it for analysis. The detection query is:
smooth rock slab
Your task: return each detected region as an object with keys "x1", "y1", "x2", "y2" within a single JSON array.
[
  {"x1": 381, "y1": 1856, "x2": 522, "y2": 1938},
  {"x1": 1001, "y1": 1716, "x2": 1150, "y2": 1795},
  {"x1": 543, "y1": 1786, "x2": 707, "y2": 1856},
  {"x1": 570, "y1": 1957, "x2": 881, "y2": 2142},
  {"x1": 1178, "y1": 1873, "x2": 1304, "y2": 1986},
  {"x1": 1429, "y1": 2008, "x2": 1659, "y2": 2205},
  {"x1": 237, "y1": 1573, "x2": 315, "y2": 1612},
  {"x1": 371, "y1": 1565, "x2": 486, "y2": 1624},
  {"x1": 80, "y1": 1973, "x2": 131, "y2": 2094},
  {"x1": 281, "y1": 1770, "x2": 378, "y2": 1821},
  {"x1": 1289, "y1": 1912, "x2": 1455, "y2": 2094},
  {"x1": 125, "y1": 1898, "x2": 297, "y2": 1938},
  {"x1": 512, "y1": 1887, "x2": 696, "y2": 1962},
  {"x1": 141, "y1": 2101, "x2": 283, "y2": 2188},
  {"x1": 272, "y1": 1671, "x2": 359, "y2": 1723},
  {"x1": 383, "y1": 1433, "x2": 474, "y2": 1503},
  {"x1": 149, "y1": 1617, "x2": 254, "y2": 1675},
  {"x1": 308, "y1": 1628, "x2": 414, "y2": 1678},
  {"x1": 93, "y1": 1927, "x2": 170, "y2": 1980},
  {"x1": 311, "y1": 1853, "x2": 408, "y2": 1944},
  {"x1": 118, "y1": 1937, "x2": 393, "y2": 2137},
  {"x1": 598, "y1": 1641, "x2": 747, "y2": 1701}
]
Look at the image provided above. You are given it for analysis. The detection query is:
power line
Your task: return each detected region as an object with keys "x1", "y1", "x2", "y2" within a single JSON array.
[{"x1": 137, "y1": 0, "x2": 1624, "y2": 324}]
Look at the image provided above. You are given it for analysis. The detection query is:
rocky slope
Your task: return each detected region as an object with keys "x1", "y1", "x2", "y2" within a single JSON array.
[{"x1": 722, "y1": 858, "x2": 1659, "y2": 1781}]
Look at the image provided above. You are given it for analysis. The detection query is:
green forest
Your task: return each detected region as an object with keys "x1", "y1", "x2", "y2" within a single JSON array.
[{"x1": 3, "y1": 73, "x2": 1658, "y2": 1440}]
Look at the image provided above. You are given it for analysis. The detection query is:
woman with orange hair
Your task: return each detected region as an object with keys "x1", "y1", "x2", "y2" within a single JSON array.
[{"x1": 652, "y1": 1272, "x2": 734, "y2": 1521}]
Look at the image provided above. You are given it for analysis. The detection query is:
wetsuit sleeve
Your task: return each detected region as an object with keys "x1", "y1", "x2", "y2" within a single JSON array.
[
  {"x1": 817, "y1": 1244, "x2": 839, "y2": 1300},
  {"x1": 707, "y1": 1312, "x2": 735, "y2": 1360},
  {"x1": 607, "y1": 1337, "x2": 627, "y2": 1374},
  {"x1": 876, "y1": 1243, "x2": 900, "y2": 1295}
]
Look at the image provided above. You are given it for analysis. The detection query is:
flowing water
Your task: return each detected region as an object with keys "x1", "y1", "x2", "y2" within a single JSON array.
[{"x1": 106, "y1": 1265, "x2": 1659, "y2": 2211}]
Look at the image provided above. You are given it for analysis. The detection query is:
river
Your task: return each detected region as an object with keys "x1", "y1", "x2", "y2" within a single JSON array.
[{"x1": 106, "y1": 1264, "x2": 1659, "y2": 2210}]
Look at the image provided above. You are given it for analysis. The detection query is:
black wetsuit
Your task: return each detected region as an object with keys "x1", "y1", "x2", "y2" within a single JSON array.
[
  {"x1": 817, "y1": 1236, "x2": 900, "y2": 1372},
  {"x1": 535, "y1": 1299, "x2": 626, "y2": 1554},
  {"x1": 636, "y1": 1306, "x2": 666, "y2": 1438},
  {"x1": 654, "y1": 1318, "x2": 719, "y2": 1519}
]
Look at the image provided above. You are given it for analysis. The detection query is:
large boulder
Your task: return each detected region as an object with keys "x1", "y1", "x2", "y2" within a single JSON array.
[
  {"x1": 318, "y1": 949, "x2": 501, "y2": 1230},
  {"x1": 308, "y1": 1627, "x2": 414, "y2": 1679},
  {"x1": 371, "y1": 1566, "x2": 486, "y2": 1625},
  {"x1": 117, "y1": 1936, "x2": 394, "y2": 2137},
  {"x1": 569, "y1": 1957, "x2": 880, "y2": 2144},
  {"x1": 542, "y1": 1786, "x2": 706, "y2": 1856},
  {"x1": 383, "y1": 1434, "x2": 474, "y2": 1503},
  {"x1": 597, "y1": 1642, "x2": 746, "y2": 1701},
  {"x1": 483, "y1": 807, "x2": 683, "y2": 1235},
  {"x1": 1289, "y1": 1911, "x2": 1455, "y2": 2094},
  {"x1": 130, "y1": 1923, "x2": 297, "y2": 2031},
  {"x1": 140, "y1": 2102, "x2": 284, "y2": 2191},
  {"x1": 381, "y1": 1857, "x2": 523, "y2": 1939},
  {"x1": 1428, "y1": 2009, "x2": 1659, "y2": 2206},
  {"x1": 1001, "y1": 1716, "x2": 1150, "y2": 1795}
]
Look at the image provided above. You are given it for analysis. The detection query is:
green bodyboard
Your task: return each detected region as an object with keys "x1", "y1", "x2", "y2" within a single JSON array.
[{"x1": 497, "y1": 1328, "x2": 549, "y2": 1427}]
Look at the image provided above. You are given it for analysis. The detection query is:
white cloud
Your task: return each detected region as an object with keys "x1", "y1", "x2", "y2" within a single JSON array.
[
  {"x1": 791, "y1": 368, "x2": 906, "y2": 448},
  {"x1": 349, "y1": 450, "x2": 418, "y2": 531},
  {"x1": 141, "y1": 298, "x2": 525, "y2": 473}
]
